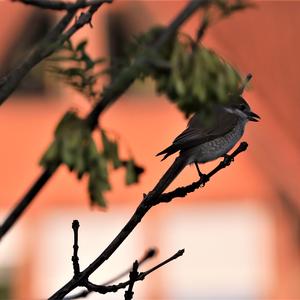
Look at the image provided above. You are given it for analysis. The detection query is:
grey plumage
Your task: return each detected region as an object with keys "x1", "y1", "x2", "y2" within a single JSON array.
[
  {"x1": 156, "y1": 106, "x2": 240, "y2": 161},
  {"x1": 151, "y1": 96, "x2": 260, "y2": 199}
]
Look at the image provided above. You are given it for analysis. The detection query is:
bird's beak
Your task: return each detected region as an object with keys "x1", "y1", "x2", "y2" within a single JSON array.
[{"x1": 248, "y1": 111, "x2": 261, "y2": 122}]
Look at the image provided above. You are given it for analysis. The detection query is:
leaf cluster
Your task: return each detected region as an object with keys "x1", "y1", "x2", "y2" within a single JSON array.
[
  {"x1": 40, "y1": 0, "x2": 250, "y2": 207},
  {"x1": 151, "y1": 36, "x2": 242, "y2": 116},
  {"x1": 48, "y1": 40, "x2": 107, "y2": 99},
  {"x1": 121, "y1": 0, "x2": 253, "y2": 117},
  {"x1": 118, "y1": 27, "x2": 242, "y2": 117},
  {"x1": 40, "y1": 111, "x2": 143, "y2": 207}
]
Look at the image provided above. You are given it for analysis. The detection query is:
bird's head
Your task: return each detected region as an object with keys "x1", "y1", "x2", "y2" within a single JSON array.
[{"x1": 224, "y1": 96, "x2": 260, "y2": 122}]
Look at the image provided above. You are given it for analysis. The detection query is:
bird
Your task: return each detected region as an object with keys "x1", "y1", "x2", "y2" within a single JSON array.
[{"x1": 150, "y1": 95, "x2": 260, "y2": 199}]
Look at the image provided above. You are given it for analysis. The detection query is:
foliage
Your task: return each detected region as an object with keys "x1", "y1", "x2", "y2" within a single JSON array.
[
  {"x1": 40, "y1": 111, "x2": 143, "y2": 207},
  {"x1": 122, "y1": 0, "x2": 253, "y2": 116},
  {"x1": 121, "y1": 28, "x2": 242, "y2": 117},
  {"x1": 41, "y1": 0, "x2": 251, "y2": 207},
  {"x1": 150, "y1": 36, "x2": 241, "y2": 117},
  {"x1": 48, "y1": 40, "x2": 107, "y2": 100}
]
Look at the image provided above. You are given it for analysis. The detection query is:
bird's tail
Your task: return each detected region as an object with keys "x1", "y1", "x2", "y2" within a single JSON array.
[{"x1": 150, "y1": 156, "x2": 187, "y2": 200}]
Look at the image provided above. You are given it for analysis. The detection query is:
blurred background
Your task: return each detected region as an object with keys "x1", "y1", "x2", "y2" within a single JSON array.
[{"x1": 0, "y1": 0, "x2": 300, "y2": 299}]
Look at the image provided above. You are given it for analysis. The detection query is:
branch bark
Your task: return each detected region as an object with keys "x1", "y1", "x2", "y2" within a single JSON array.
[
  {"x1": 0, "y1": 0, "x2": 210, "y2": 241},
  {"x1": 14, "y1": 0, "x2": 112, "y2": 10},
  {"x1": 124, "y1": 261, "x2": 139, "y2": 300}
]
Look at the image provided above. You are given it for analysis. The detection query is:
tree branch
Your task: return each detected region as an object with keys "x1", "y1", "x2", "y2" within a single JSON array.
[
  {"x1": 71, "y1": 220, "x2": 80, "y2": 277},
  {"x1": 74, "y1": 250, "x2": 184, "y2": 295},
  {"x1": 104, "y1": 248, "x2": 157, "y2": 285},
  {"x1": 14, "y1": 0, "x2": 112, "y2": 10},
  {"x1": 65, "y1": 248, "x2": 157, "y2": 299},
  {"x1": 137, "y1": 249, "x2": 184, "y2": 281},
  {"x1": 124, "y1": 260, "x2": 139, "y2": 300},
  {"x1": 0, "y1": 1, "x2": 108, "y2": 105},
  {"x1": 63, "y1": 222, "x2": 178, "y2": 299},
  {"x1": 0, "y1": 167, "x2": 58, "y2": 240},
  {"x1": 0, "y1": 0, "x2": 209, "y2": 241},
  {"x1": 49, "y1": 142, "x2": 247, "y2": 299},
  {"x1": 155, "y1": 142, "x2": 248, "y2": 205}
]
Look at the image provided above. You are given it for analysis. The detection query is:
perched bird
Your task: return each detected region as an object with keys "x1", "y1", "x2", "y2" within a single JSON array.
[{"x1": 151, "y1": 96, "x2": 260, "y2": 198}]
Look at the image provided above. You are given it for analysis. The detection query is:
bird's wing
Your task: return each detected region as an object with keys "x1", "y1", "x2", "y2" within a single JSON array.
[{"x1": 156, "y1": 110, "x2": 238, "y2": 160}]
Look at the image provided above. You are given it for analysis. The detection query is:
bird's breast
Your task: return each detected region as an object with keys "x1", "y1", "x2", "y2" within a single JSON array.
[{"x1": 188, "y1": 121, "x2": 245, "y2": 164}]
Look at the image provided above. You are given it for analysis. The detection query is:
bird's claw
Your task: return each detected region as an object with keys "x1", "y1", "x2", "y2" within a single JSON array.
[
  {"x1": 199, "y1": 174, "x2": 209, "y2": 187},
  {"x1": 222, "y1": 154, "x2": 234, "y2": 166}
]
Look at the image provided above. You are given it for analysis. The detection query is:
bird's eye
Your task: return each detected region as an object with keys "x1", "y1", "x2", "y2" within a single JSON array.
[{"x1": 240, "y1": 104, "x2": 247, "y2": 111}]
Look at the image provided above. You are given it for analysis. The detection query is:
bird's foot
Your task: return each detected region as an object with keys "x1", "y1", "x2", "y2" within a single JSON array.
[
  {"x1": 199, "y1": 174, "x2": 210, "y2": 187},
  {"x1": 194, "y1": 163, "x2": 209, "y2": 186},
  {"x1": 222, "y1": 154, "x2": 234, "y2": 166}
]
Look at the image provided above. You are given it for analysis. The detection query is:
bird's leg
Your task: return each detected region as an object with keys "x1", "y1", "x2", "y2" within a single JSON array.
[
  {"x1": 194, "y1": 162, "x2": 202, "y2": 177},
  {"x1": 194, "y1": 163, "x2": 209, "y2": 186},
  {"x1": 222, "y1": 154, "x2": 234, "y2": 166},
  {"x1": 194, "y1": 163, "x2": 206, "y2": 178}
]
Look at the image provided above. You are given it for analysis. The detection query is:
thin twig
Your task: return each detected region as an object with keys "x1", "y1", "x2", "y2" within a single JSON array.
[
  {"x1": 71, "y1": 220, "x2": 80, "y2": 277},
  {"x1": 65, "y1": 248, "x2": 157, "y2": 299},
  {"x1": 0, "y1": 0, "x2": 209, "y2": 241},
  {"x1": 238, "y1": 73, "x2": 252, "y2": 95},
  {"x1": 49, "y1": 141, "x2": 247, "y2": 299},
  {"x1": 14, "y1": 0, "x2": 112, "y2": 10},
  {"x1": 104, "y1": 248, "x2": 157, "y2": 285},
  {"x1": 138, "y1": 249, "x2": 184, "y2": 281},
  {"x1": 124, "y1": 261, "x2": 139, "y2": 300},
  {"x1": 195, "y1": 11, "x2": 210, "y2": 43},
  {"x1": 81, "y1": 249, "x2": 184, "y2": 294}
]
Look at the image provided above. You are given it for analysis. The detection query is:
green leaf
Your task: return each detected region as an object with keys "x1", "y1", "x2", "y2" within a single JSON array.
[
  {"x1": 88, "y1": 174, "x2": 107, "y2": 207},
  {"x1": 110, "y1": 142, "x2": 122, "y2": 169},
  {"x1": 76, "y1": 40, "x2": 88, "y2": 52},
  {"x1": 39, "y1": 140, "x2": 60, "y2": 168},
  {"x1": 63, "y1": 67, "x2": 85, "y2": 78},
  {"x1": 96, "y1": 154, "x2": 109, "y2": 183},
  {"x1": 101, "y1": 129, "x2": 112, "y2": 158},
  {"x1": 48, "y1": 39, "x2": 108, "y2": 100},
  {"x1": 82, "y1": 53, "x2": 94, "y2": 70},
  {"x1": 125, "y1": 159, "x2": 138, "y2": 185},
  {"x1": 55, "y1": 111, "x2": 79, "y2": 136},
  {"x1": 61, "y1": 141, "x2": 75, "y2": 170},
  {"x1": 64, "y1": 40, "x2": 73, "y2": 51},
  {"x1": 86, "y1": 139, "x2": 99, "y2": 164},
  {"x1": 75, "y1": 146, "x2": 87, "y2": 179}
]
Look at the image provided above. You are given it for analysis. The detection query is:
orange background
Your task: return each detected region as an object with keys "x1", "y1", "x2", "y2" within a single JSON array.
[{"x1": 0, "y1": 1, "x2": 300, "y2": 299}]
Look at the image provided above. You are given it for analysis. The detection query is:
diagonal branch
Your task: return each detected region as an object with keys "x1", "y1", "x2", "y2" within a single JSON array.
[
  {"x1": 0, "y1": 1, "x2": 108, "y2": 105},
  {"x1": 49, "y1": 142, "x2": 247, "y2": 299},
  {"x1": 14, "y1": 0, "x2": 112, "y2": 10},
  {"x1": 0, "y1": 0, "x2": 210, "y2": 241}
]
